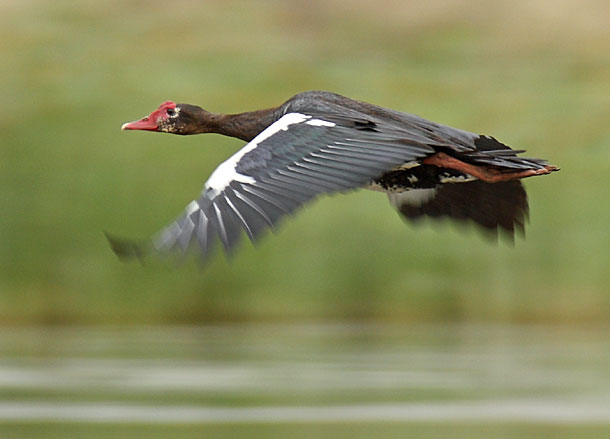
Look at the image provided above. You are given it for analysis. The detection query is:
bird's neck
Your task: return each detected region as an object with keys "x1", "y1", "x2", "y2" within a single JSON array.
[{"x1": 196, "y1": 107, "x2": 282, "y2": 142}]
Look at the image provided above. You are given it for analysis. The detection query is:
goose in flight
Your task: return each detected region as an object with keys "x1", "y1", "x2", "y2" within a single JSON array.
[{"x1": 109, "y1": 91, "x2": 558, "y2": 261}]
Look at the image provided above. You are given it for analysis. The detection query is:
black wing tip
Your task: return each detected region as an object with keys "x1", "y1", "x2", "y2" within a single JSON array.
[
  {"x1": 104, "y1": 231, "x2": 148, "y2": 262},
  {"x1": 475, "y1": 135, "x2": 511, "y2": 151},
  {"x1": 400, "y1": 210, "x2": 526, "y2": 244},
  {"x1": 474, "y1": 135, "x2": 561, "y2": 173}
]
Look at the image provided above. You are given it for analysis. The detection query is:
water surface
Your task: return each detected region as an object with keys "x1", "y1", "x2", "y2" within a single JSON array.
[{"x1": 0, "y1": 324, "x2": 608, "y2": 437}]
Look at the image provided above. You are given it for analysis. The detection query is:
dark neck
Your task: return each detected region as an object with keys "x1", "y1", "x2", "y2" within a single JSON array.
[{"x1": 190, "y1": 106, "x2": 282, "y2": 141}]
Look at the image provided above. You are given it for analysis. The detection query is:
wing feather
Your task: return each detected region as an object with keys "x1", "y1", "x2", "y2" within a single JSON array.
[
  {"x1": 391, "y1": 180, "x2": 528, "y2": 236},
  {"x1": 110, "y1": 112, "x2": 432, "y2": 261},
  {"x1": 108, "y1": 107, "x2": 549, "y2": 263}
]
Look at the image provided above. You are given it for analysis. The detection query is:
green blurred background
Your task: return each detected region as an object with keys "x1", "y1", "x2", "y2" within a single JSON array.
[
  {"x1": 2, "y1": 1, "x2": 610, "y2": 437},
  {"x1": 1, "y1": 0, "x2": 609, "y2": 325}
]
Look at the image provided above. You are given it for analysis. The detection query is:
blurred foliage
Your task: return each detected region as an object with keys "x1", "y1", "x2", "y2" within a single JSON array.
[
  {"x1": 1, "y1": 0, "x2": 609, "y2": 324},
  {"x1": 2, "y1": 422, "x2": 609, "y2": 439}
]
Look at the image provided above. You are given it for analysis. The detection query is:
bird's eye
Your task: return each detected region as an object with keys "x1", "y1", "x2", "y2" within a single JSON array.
[{"x1": 166, "y1": 108, "x2": 176, "y2": 117}]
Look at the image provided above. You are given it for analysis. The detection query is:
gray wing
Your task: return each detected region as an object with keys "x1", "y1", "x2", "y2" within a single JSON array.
[
  {"x1": 284, "y1": 91, "x2": 551, "y2": 171},
  {"x1": 108, "y1": 112, "x2": 435, "y2": 262}
]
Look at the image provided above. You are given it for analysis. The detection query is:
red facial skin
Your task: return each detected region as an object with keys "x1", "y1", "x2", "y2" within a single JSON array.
[{"x1": 121, "y1": 101, "x2": 177, "y2": 131}]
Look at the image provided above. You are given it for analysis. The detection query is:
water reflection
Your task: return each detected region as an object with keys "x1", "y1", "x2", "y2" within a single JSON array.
[{"x1": 0, "y1": 324, "x2": 608, "y2": 423}]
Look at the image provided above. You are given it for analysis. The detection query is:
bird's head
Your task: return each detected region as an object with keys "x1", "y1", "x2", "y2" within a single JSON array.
[{"x1": 121, "y1": 101, "x2": 206, "y2": 135}]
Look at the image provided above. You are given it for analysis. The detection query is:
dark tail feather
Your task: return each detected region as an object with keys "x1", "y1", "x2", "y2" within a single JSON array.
[
  {"x1": 391, "y1": 180, "x2": 529, "y2": 237},
  {"x1": 469, "y1": 135, "x2": 559, "y2": 172}
]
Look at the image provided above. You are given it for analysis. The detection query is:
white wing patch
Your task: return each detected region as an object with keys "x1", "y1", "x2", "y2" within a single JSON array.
[
  {"x1": 205, "y1": 113, "x2": 311, "y2": 197},
  {"x1": 205, "y1": 158, "x2": 257, "y2": 194},
  {"x1": 388, "y1": 188, "x2": 437, "y2": 207},
  {"x1": 306, "y1": 119, "x2": 336, "y2": 127}
]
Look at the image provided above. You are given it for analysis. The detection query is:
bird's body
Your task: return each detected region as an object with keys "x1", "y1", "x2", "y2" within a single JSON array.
[{"x1": 112, "y1": 91, "x2": 557, "y2": 261}]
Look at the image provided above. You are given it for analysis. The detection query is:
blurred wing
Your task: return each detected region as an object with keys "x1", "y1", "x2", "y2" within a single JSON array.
[
  {"x1": 111, "y1": 112, "x2": 435, "y2": 262},
  {"x1": 390, "y1": 180, "x2": 529, "y2": 236}
]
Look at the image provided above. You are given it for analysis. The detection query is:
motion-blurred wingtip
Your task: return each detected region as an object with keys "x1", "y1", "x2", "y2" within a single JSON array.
[{"x1": 104, "y1": 231, "x2": 146, "y2": 261}]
